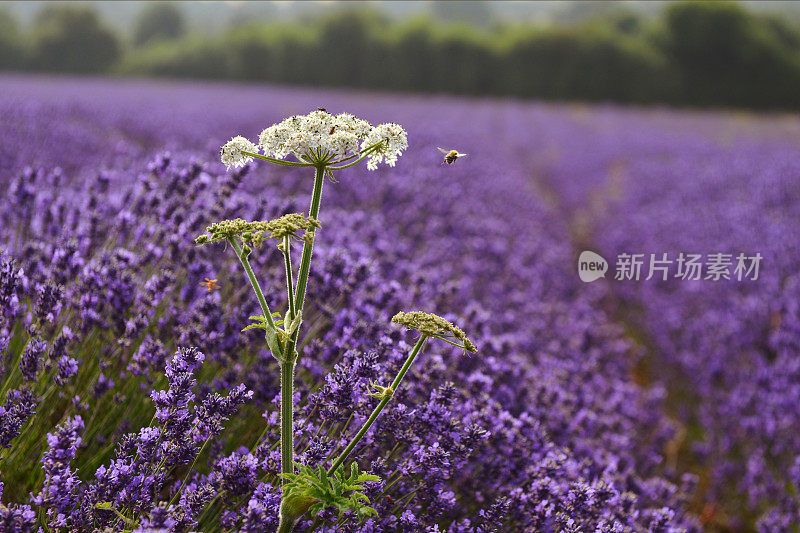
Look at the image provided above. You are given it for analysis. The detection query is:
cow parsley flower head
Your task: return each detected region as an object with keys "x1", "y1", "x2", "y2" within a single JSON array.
[
  {"x1": 363, "y1": 122, "x2": 408, "y2": 170},
  {"x1": 220, "y1": 136, "x2": 259, "y2": 170},
  {"x1": 256, "y1": 109, "x2": 407, "y2": 168}
]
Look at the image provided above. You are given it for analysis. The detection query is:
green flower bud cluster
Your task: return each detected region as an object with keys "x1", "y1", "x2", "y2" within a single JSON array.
[
  {"x1": 391, "y1": 311, "x2": 477, "y2": 353},
  {"x1": 195, "y1": 214, "x2": 321, "y2": 247}
]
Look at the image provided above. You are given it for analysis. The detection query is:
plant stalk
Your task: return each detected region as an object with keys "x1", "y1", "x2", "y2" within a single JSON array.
[
  {"x1": 242, "y1": 150, "x2": 315, "y2": 167},
  {"x1": 275, "y1": 165, "x2": 327, "y2": 533},
  {"x1": 292, "y1": 165, "x2": 325, "y2": 313},
  {"x1": 229, "y1": 238, "x2": 279, "y2": 335},
  {"x1": 327, "y1": 143, "x2": 382, "y2": 170},
  {"x1": 327, "y1": 335, "x2": 428, "y2": 474},
  {"x1": 280, "y1": 358, "x2": 295, "y2": 478},
  {"x1": 278, "y1": 164, "x2": 325, "y2": 477},
  {"x1": 282, "y1": 236, "x2": 296, "y2": 322}
]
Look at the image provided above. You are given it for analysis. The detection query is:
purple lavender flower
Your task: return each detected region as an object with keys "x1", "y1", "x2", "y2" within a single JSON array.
[
  {"x1": 0, "y1": 335, "x2": 8, "y2": 364},
  {"x1": 34, "y1": 282, "x2": 63, "y2": 324},
  {"x1": 93, "y1": 372, "x2": 115, "y2": 397},
  {"x1": 128, "y1": 337, "x2": 168, "y2": 376},
  {"x1": 54, "y1": 355, "x2": 79, "y2": 385},
  {"x1": 32, "y1": 416, "x2": 84, "y2": 522},
  {"x1": 192, "y1": 383, "x2": 253, "y2": 443},
  {"x1": 0, "y1": 501, "x2": 37, "y2": 532},
  {"x1": 213, "y1": 451, "x2": 260, "y2": 498},
  {"x1": 0, "y1": 388, "x2": 38, "y2": 449},
  {"x1": 240, "y1": 483, "x2": 281, "y2": 532},
  {"x1": 19, "y1": 338, "x2": 47, "y2": 381},
  {"x1": 48, "y1": 326, "x2": 73, "y2": 361},
  {"x1": 135, "y1": 502, "x2": 176, "y2": 531},
  {"x1": 174, "y1": 483, "x2": 217, "y2": 531},
  {"x1": 0, "y1": 257, "x2": 23, "y2": 322}
]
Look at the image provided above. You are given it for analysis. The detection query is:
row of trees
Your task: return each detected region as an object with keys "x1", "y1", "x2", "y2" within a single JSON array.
[
  {"x1": 0, "y1": 4, "x2": 184, "y2": 73},
  {"x1": 2, "y1": 2, "x2": 800, "y2": 109}
]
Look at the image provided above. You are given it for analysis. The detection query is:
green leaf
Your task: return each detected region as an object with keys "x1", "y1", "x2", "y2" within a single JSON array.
[
  {"x1": 279, "y1": 462, "x2": 383, "y2": 524},
  {"x1": 242, "y1": 314, "x2": 284, "y2": 333},
  {"x1": 359, "y1": 506, "x2": 378, "y2": 517},
  {"x1": 265, "y1": 328, "x2": 283, "y2": 357},
  {"x1": 286, "y1": 311, "x2": 303, "y2": 334}
]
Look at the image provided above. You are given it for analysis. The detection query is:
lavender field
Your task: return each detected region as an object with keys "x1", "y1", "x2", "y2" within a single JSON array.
[{"x1": 0, "y1": 74, "x2": 798, "y2": 532}]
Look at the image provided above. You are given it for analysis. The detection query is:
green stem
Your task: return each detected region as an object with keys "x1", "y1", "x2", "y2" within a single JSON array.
[
  {"x1": 241, "y1": 151, "x2": 315, "y2": 168},
  {"x1": 327, "y1": 336, "x2": 428, "y2": 474},
  {"x1": 277, "y1": 164, "x2": 325, "y2": 473},
  {"x1": 274, "y1": 165, "x2": 326, "y2": 533},
  {"x1": 280, "y1": 359, "x2": 295, "y2": 480},
  {"x1": 0, "y1": 363, "x2": 21, "y2": 401},
  {"x1": 282, "y1": 236, "x2": 296, "y2": 321},
  {"x1": 327, "y1": 143, "x2": 382, "y2": 171},
  {"x1": 277, "y1": 165, "x2": 325, "y2": 481},
  {"x1": 228, "y1": 239, "x2": 279, "y2": 343},
  {"x1": 293, "y1": 165, "x2": 325, "y2": 312},
  {"x1": 169, "y1": 437, "x2": 212, "y2": 506},
  {"x1": 327, "y1": 142, "x2": 380, "y2": 166},
  {"x1": 0, "y1": 332, "x2": 31, "y2": 401}
]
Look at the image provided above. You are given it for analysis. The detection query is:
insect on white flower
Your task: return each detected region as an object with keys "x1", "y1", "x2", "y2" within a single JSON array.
[{"x1": 254, "y1": 110, "x2": 406, "y2": 169}]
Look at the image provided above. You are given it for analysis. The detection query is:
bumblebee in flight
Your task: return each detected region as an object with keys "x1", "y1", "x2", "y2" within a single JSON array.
[{"x1": 437, "y1": 147, "x2": 468, "y2": 165}]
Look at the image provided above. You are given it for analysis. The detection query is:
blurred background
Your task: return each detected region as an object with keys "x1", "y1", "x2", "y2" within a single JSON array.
[{"x1": 3, "y1": 0, "x2": 800, "y2": 110}]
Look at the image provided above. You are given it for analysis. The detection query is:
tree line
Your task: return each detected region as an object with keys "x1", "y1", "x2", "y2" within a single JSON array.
[{"x1": 2, "y1": 2, "x2": 800, "y2": 109}]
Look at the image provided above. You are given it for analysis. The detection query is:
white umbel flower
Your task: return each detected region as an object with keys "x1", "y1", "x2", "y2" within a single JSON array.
[
  {"x1": 335, "y1": 113, "x2": 372, "y2": 139},
  {"x1": 255, "y1": 110, "x2": 407, "y2": 169},
  {"x1": 363, "y1": 123, "x2": 408, "y2": 170},
  {"x1": 220, "y1": 136, "x2": 259, "y2": 170}
]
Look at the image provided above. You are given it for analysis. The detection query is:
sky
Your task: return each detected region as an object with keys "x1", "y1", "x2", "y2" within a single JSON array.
[{"x1": 3, "y1": 1, "x2": 799, "y2": 37}]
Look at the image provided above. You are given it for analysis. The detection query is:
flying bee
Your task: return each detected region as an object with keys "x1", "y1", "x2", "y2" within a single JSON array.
[
  {"x1": 437, "y1": 147, "x2": 468, "y2": 165},
  {"x1": 201, "y1": 277, "x2": 218, "y2": 292},
  {"x1": 317, "y1": 107, "x2": 327, "y2": 112}
]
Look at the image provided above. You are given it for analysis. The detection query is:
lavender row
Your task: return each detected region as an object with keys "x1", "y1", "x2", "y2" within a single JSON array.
[{"x1": 538, "y1": 107, "x2": 800, "y2": 530}]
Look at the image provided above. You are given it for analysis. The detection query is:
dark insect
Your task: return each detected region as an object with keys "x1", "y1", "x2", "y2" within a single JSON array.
[{"x1": 437, "y1": 147, "x2": 468, "y2": 165}]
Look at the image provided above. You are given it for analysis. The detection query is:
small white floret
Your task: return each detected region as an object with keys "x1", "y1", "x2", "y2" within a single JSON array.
[{"x1": 220, "y1": 136, "x2": 258, "y2": 170}]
